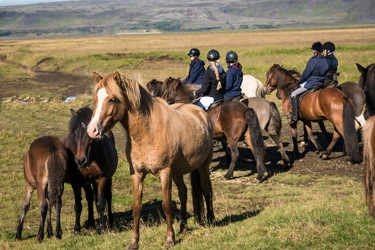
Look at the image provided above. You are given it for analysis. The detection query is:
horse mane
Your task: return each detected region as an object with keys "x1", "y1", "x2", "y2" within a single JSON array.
[
  {"x1": 162, "y1": 77, "x2": 194, "y2": 103},
  {"x1": 363, "y1": 64, "x2": 375, "y2": 96},
  {"x1": 66, "y1": 107, "x2": 93, "y2": 147},
  {"x1": 273, "y1": 64, "x2": 301, "y2": 96},
  {"x1": 94, "y1": 73, "x2": 153, "y2": 116}
]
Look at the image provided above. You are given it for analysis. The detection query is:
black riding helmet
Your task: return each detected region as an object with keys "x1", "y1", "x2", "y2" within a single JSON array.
[
  {"x1": 187, "y1": 48, "x2": 200, "y2": 57},
  {"x1": 207, "y1": 49, "x2": 220, "y2": 61},
  {"x1": 226, "y1": 51, "x2": 238, "y2": 63},
  {"x1": 323, "y1": 41, "x2": 335, "y2": 52},
  {"x1": 311, "y1": 42, "x2": 323, "y2": 52}
]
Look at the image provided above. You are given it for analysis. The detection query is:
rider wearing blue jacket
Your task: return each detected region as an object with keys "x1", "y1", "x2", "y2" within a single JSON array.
[
  {"x1": 224, "y1": 51, "x2": 243, "y2": 103},
  {"x1": 184, "y1": 48, "x2": 205, "y2": 86},
  {"x1": 323, "y1": 41, "x2": 338, "y2": 85},
  {"x1": 288, "y1": 42, "x2": 329, "y2": 121}
]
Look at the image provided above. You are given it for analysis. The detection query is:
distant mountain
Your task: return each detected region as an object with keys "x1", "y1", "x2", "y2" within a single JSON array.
[{"x1": 0, "y1": 0, "x2": 374, "y2": 38}]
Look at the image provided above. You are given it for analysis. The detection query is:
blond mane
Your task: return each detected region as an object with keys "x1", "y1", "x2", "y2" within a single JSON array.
[{"x1": 94, "y1": 73, "x2": 153, "y2": 115}]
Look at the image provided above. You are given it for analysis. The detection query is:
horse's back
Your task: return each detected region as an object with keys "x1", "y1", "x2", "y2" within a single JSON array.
[
  {"x1": 25, "y1": 136, "x2": 67, "y2": 186},
  {"x1": 241, "y1": 75, "x2": 261, "y2": 98}
]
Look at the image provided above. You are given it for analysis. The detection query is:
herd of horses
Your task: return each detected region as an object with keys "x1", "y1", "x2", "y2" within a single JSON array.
[{"x1": 14, "y1": 63, "x2": 375, "y2": 249}]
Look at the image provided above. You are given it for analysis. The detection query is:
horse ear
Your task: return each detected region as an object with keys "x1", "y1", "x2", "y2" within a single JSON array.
[
  {"x1": 70, "y1": 109, "x2": 78, "y2": 117},
  {"x1": 356, "y1": 63, "x2": 366, "y2": 74},
  {"x1": 93, "y1": 72, "x2": 103, "y2": 83},
  {"x1": 113, "y1": 71, "x2": 122, "y2": 86}
]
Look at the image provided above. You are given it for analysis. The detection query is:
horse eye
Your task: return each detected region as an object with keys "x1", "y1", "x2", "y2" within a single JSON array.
[{"x1": 109, "y1": 98, "x2": 116, "y2": 103}]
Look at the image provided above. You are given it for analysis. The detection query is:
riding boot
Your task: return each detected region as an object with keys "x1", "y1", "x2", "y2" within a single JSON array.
[{"x1": 289, "y1": 96, "x2": 298, "y2": 121}]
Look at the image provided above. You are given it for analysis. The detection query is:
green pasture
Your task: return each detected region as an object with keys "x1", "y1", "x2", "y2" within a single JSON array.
[{"x1": 1, "y1": 28, "x2": 375, "y2": 249}]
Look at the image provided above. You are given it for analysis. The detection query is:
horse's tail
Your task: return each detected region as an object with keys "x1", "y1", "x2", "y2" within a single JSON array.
[
  {"x1": 268, "y1": 101, "x2": 282, "y2": 136},
  {"x1": 343, "y1": 97, "x2": 361, "y2": 163},
  {"x1": 245, "y1": 108, "x2": 266, "y2": 164},
  {"x1": 363, "y1": 116, "x2": 375, "y2": 219},
  {"x1": 190, "y1": 169, "x2": 204, "y2": 223},
  {"x1": 47, "y1": 149, "x2": 67, "y2": 207},
  {"x1": 256, "y1": 79, "x2": 265, "y2": 98}
]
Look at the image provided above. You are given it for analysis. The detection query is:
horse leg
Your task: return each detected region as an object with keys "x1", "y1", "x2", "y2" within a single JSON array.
[
  {"x1": 321, "y1": 129, "x2": 341, "y2": 159},
  {"x1": 46, "y1": 200, "x2": 53, "y2": 238},
  {"x1": 197, "y1": 159, "x2": 215, "y2": 224},
  {"x1": 300, "y1": 122, "x2": 308, "y2": 147},
  {"x1": 160, "y1": 170, "x2": 175, "y2": 249},
  {"x1": 304, "y1": 121, "x2": 323, "y2": 152},
  {"x1": 55, "y1": 197, "x2": 63, "y2": 239},
  {"x1": 172, "y1": 175, "x2": 188, "y2": 234},
  {"x1": 290, "y1": 122, "x2": 299, "y2": 158},
  {"x1": 95, "y1": 177, "x2": 107, "y2": 234},
  {"x1": 127, "y1": 173, "x2": 145, "y2": 250},
  {"x1": 37, "y1": 187, "x2": 48, "y2": 242},
  {"x1": 219, "y1": 138, "x2": 231, "y2": 165},
  {"x1": 16, "y1": 182, "x2": 34, "y2": 240},
  {"x1": 223, "y1": 139, "x2": 239, "y2": 180},
  {"x1": 319, "y1": 121, "x2": 332, "y2": 142},
  {"x1": 269, "y1": 133, "x2": 290, "y2": 167},
  {"x1": 105, "y1": 179, "x2": 114, "y2": 229},
  {"x1": 83, "y1": 184, "x2": 95, "y2": 228},
  {"x1": 71, "y1": 184, "x2": 83, "y2": 234}
]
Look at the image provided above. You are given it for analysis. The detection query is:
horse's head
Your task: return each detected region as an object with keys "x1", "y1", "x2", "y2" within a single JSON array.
[
  {"x1": 357, "y1": 63, "x2": 375, "y2": 90},
  {"x1": 146, "y1": 79, "x2": 163, "y2": 97},
  {"x1": 264, "y1": 64, "x2": 281, "y2": 94},
  {"x1": 161, "y1": 77, "x2": 194, "y2": 104},
  {"x1": 69, "y1": 108, "x2": 94, "y2": 168}
]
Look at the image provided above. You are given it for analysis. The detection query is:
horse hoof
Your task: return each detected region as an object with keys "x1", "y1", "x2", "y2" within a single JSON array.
[
  {"x1": 253, "y1": 178, "x2": 261, "y2": 184},
  {"x1": 223, "y1": 174, "x2": 232, "y2": 180},
  {"x1": 165, "y1": 240, "x2": 175, "y2": 249},
  {"x1": 322, "y1": 154, "x2": 329, "y2": 160},
  {"x1": 47, "y1": 232, "x2": 53, "y2": 238},
  {"x1": 74, "y1": 230, "x2": 80, "y2": 235},
  {"x1": 299, "y1": 141, "x2": 306, "y2": 147},
  {"x1": 56, "y1": 231, "x2": 62, "y2": 239}
]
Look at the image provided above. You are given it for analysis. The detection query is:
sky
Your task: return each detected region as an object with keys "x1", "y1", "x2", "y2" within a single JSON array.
[{"x1": 0, "y1": 0, "x2": 74, "y2": 6}]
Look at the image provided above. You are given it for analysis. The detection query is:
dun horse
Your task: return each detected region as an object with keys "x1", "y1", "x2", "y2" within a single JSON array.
[
  {"x1": 264, "y1": 64, "x2": 361, "y2": 163},
  {"x1": 363, "y1": 116, "x2": 375, "y2": 220},
  {"x1": 87, "y1": 72, "x2": 215, "y2": 249},
  {"x1": 152, "y1": 77, "x2": 268, "y2": 179},
  {"x1": 357, "y1": 63, "x2": 375, "y2": 120},
  {"x1": 64, "y1": 107, "x2": 118, "y2": 234},
  {"x1": 16, "y1": 136, "x2": 68, "y2": 242}
]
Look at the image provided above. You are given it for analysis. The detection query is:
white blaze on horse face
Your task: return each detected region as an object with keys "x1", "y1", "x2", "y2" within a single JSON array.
[{"x1": 87, "y1": 88, "x2": 108, "y2": 138}]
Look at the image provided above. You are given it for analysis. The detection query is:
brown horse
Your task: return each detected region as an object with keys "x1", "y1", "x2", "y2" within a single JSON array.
[
  {"x1": 64, "y1": 107, "x2": 118, "y2": 234},
  {"x1": 151, "y1": 77, "x2": 268, "y2": 179},
  {"x1": 264, "y1": 64, "x2": 361, "y2": 163},
  {"x1": 357, "y1": 63, "x2": 375, "y2": 120},
  {"x1": 87, "y1": 72, "x2": 215, "y2": 249},
  {"x1": 363, "y1": 116, "x2": 375, "y2": 220},
  {"x1": 16, "y1": 136, "x2": 68, "y2": 242}
]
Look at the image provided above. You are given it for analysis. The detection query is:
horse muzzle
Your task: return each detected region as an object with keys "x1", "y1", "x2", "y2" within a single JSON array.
[{"x1": 75, "y1": 156, "x2": 88, "y2": 168}]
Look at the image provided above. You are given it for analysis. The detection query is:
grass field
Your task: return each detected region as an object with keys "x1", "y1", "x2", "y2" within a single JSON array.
[{"x1": 1, "y1": 28, "x2": 375, "y2": 249}]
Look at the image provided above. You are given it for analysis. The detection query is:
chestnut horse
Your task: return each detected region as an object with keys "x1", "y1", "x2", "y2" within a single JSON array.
[
  {"x1": 357, "y1": 63, "x2": 375, "y2": 120},
  {"x1": 16, "y1": 136, "x2": 68, "y2": 242},
  {"x1": 150, "y1": 77, "x2": 268, "y2": 179},
  {"x1": 87, "y1": 72, "x2": 215, "y2": 249},
  {"x1": 264, "y1": 64, "x2": 361, "y2": 163},
  {"x1": 64, "y1": 107, "x2": 118, "y2": 234},
  {"x1": 363, "y1": 116, "x2": 375, "y2": 220}
]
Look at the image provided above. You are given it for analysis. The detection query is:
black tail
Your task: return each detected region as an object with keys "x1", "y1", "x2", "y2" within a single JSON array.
[
  {"x1": 245, "y1": 108, "x2": 266, "y2": 163},
  {"x1": 190, "y1": 169, "x2": 204, "y2": 223},
  {"x1": 47, "y1": 151, "x2": 67, "y2": 207},
  {"x1": 343, "y1": 97, "x2": 361, "y2": 163},
  {"x1": 268, "y1": 101, "x2": 282, "y2": 136}
]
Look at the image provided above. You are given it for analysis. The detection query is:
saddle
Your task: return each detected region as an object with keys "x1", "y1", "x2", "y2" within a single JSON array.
[{"x1": 292, "y1": 86, "x2": 320, "y2": 111}]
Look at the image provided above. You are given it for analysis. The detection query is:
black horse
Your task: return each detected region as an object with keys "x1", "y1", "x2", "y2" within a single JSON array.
[
  {"x1": 357, "y1": 63, "x2": 375, "y2": 120},
  {"x1": 64, "y1": 107, "x2": 118, "y2": 234}
]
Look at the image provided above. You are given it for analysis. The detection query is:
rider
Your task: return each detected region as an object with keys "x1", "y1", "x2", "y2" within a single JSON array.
[
  {"x1": 184, "y1": 48, "x2": 205, "y2": 86},
  {"x1": 194, "y1": 49, "x2": 226, "y2": 111},
  {"x1": 323, "y1": 41, "x2": 339, "y2": 87},
  {"x1": 224, "y1": 51, "x2": 243, "y2": 103},
  {"x1": 288, "y1": 42, "x2": 329, "y2": 121}
]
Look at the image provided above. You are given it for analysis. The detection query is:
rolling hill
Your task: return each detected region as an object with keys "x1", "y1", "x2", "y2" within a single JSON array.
[{"x1": 0, "y1": 0, "x2": 374, "y2": 39}]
